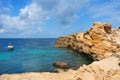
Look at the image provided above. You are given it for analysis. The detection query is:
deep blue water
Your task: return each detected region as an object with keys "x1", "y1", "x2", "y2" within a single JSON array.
[{"x1": 0, "y1": 38, "x2": 92, "y2": 74}]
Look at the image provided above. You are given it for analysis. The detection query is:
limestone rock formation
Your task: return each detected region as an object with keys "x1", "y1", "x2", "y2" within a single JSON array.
[
  {"x1": 54, "y1": 22, "x2": 120, "y2": 60},
  {"x1": 73, "y1": 57, "x2": 120, "y2": 80}
]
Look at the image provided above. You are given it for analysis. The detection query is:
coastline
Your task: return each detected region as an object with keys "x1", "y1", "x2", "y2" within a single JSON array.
[
  {"x1": 0, "y1": 56, "x2": 120, "y2": 80},
  {"x1": 54, "y1": 22, "x2": 120, "y2": 60},
  {"x1": 0, "y1": 22, "x2": 120, "y2": 80}
]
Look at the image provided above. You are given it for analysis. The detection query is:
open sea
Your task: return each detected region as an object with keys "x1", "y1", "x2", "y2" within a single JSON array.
[{"x1": 0, "y1": 38, "x2": 93, "y2": 74}]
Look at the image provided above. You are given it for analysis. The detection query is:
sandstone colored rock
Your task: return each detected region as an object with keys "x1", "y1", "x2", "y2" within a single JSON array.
[
  {"x1": 73, "y1": 57, "x2": 120, "y2": 80},
  {"x1": 54, "y1": 68, "x2": 69, "y2": 73},
  {"x1": 76, "y1": 33, "x2": 84, "y2": 41},
  {"x1": 54, "y1": 22, "x2": 120, "y2": 60}
]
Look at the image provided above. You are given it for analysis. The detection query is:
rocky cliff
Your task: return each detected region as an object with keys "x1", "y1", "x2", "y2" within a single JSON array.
[
  {"x1": 54, "y1": 22, "x2": 120, "y2": 60},
  {"x1": 0, "y1": 22, "x2": 120, "y2": 80}
]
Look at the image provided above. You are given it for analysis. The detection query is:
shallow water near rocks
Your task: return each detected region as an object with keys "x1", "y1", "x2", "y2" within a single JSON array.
[{"x1": 0, "y1": 38, "x2": 93, "y2": 74}]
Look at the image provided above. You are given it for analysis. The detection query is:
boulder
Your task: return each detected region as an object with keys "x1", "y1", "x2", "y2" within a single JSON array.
[{"x1": 53, "y1": 62, "x2": 69, "y2": 69}]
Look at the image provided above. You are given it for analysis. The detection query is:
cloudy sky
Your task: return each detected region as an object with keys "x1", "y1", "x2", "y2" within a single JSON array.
[{"x1": 0, "y1": 0, "x2": 120, "y2": 38}]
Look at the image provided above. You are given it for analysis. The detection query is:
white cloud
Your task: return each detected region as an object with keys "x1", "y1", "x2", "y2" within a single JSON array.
[
  {"x1": 54, "y1": 0, "x2": 88, "y2": 25},
  {"x1": 33, "y1": 0, "x2": 89, "y2": 25},
  {"x1": 0, "y1": 29, "x2": 5, "y2": 33},
  {"x1": 0, "y1": 0, "x2": 89, "y2": 37},
  {"x1": 0, "y1": 2, "x2": 45, "y2": 35},
  {"x1": 88, "y1": 0, "x2": 120, "y2": 27}
]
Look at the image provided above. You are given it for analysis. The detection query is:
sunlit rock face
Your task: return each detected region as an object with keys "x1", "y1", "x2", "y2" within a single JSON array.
[
  {"x1": 73, "y1": 57, "x2": 120, "y2": 80},
  {"x1": 54, "y1": 22, "x2": 120, "y2": 60}
]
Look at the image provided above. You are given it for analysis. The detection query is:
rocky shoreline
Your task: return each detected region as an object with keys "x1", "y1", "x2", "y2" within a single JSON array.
[
  {"x1": 54, "y1": 22, "x2": 120, "y2": 60},
  {"x1": 0, "y1": 22, "x2": 120, "y2": 80},
  {"x1": 0, "y1": 57, "x2": 120, "y2": 80}
]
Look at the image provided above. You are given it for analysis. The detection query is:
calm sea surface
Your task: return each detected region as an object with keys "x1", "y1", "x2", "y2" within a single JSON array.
[{"x1": 0, "y1": 38, "x2": 92, "y2": 74}]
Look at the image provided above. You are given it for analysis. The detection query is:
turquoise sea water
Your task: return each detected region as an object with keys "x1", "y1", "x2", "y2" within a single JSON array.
[{"x1": 0, "y1": 38, "x2": 92, "y2": 74}]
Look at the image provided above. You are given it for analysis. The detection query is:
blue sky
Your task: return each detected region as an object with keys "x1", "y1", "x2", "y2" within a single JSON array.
[{"x1": 0, "y1": 0, "x2": 120, "y2": 38}]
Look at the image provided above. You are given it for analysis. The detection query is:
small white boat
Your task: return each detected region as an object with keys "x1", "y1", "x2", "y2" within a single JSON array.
[{"x1": 7, "y1": 43, "x2": 14, "y2": 50}]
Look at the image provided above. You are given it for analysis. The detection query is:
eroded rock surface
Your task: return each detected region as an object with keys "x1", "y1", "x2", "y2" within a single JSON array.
[
  {"x1": 54, "y1": 22, "x2": 120, "y2": 60},
  {"x1": 74, "y1": 57, "x2": 120, "y2": 80}
]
